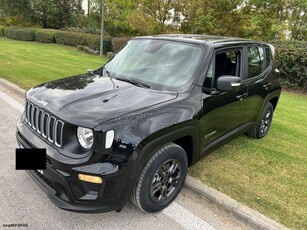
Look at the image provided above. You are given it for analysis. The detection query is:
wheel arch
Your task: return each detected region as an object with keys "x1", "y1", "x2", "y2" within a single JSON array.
[
  {"x1": 269, "y1": 96, "x2": 279, "y2": 111},
  {"x1": 256, "y1": 90, "x2": 281, "y2": 123},
  {"x1": 133, "y1": 125, "x2": 200, "y2": 168}
]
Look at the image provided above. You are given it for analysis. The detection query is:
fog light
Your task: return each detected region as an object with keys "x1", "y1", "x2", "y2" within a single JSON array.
[{"x1": 78, "y1": 174, "x2": 102, "y2": 184}]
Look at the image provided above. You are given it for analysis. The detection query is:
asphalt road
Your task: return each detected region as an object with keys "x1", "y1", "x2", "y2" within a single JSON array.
[{"x1": 0, "y1": 84, "x2": 251, "y2": 230}]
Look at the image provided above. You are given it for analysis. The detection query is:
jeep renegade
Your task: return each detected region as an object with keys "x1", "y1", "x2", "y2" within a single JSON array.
[{"x1": 16, "y1": 35, "x2": 281, "y2": 213}]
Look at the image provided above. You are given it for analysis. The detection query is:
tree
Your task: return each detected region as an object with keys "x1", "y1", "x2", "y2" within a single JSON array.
[
  {"x1": 104, "y1": 0, "x2": 135, "y2": 36},
  {"x1": 0, "y1": 0, "x2": 33, "y2": 26},
  {"x1": 88, "y1": 0, "x2": 91, "y2": 15},
  {"x1": 181, "y1": 0, "x2": 247, "y2": 37},
  {"x1": 31, "y1": 0, "x2": 80, "y2": 29},
  {"x1": 0, "y1": 0, "x2": 81, "y2": 29},
  {"x1": 289, "y1": 0, "x2": 307, "y2": 40},
  {"x1": 128, "y1": 0, "x2": 182, "y2": 35},
  {"x1": 0, "y1": 0, "x2": 305, "y2": 41},
  {"x1": 239, "y1": 0, "x2": 290, "y2": 40}
]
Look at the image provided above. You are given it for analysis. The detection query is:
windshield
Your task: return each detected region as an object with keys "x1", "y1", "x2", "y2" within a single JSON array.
[{"x1": 104, "y1": 39, "x2": 204, "y2": 91}]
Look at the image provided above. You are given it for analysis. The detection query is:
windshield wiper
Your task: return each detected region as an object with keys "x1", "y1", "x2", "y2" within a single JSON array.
[{"x1": 115, "y1": 77, "x2": 150, "y2": 88}]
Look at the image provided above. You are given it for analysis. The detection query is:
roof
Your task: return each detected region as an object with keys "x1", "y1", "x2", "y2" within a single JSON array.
[{"x1": 134, "y1": 34, "x2": 269, "y2": 47}]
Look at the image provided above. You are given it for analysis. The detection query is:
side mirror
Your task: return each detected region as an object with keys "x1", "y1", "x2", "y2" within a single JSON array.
[{"x1": 216, "y1": 76, "x2": 241, "y2": 92}]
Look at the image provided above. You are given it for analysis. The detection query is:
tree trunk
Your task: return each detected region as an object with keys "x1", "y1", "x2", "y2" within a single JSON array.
[
  {"x1": 295, "y1": 11, "x2": 306, "y2": 39},
  {"x1": 275, "y1": 5, "x2": 284, "y2": 39}
]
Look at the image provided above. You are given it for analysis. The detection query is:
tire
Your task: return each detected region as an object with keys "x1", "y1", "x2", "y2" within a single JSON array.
[
  {"x1": 130, "y1": 143, "x2": 188, "y2": 213},
  {"x1": 246, "y1": 102, "x2": 274, "y2": 139}
]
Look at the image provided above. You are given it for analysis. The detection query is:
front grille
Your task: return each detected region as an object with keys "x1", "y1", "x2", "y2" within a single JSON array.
[{"x1": 24, "y1": 101, "x2": 64, "y2": 147}]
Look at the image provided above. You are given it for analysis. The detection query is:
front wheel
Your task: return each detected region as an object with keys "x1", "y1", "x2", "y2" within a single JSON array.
[
  {"x1": 246, "y1": 102, "x2": 274, "y2": 139},
  {"x1": 131, "y1": 143, "x2": 188, "y2": 213}
]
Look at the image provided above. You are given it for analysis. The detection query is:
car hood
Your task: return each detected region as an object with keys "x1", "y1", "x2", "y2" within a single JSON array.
[{"x1": 26, "y1": 73, "x2": 177, "y2": 128}]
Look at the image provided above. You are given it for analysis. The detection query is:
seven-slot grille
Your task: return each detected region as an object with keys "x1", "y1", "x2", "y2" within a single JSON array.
[{"x1": 24, "y1": 101, "x2": 64, "y2": 147}]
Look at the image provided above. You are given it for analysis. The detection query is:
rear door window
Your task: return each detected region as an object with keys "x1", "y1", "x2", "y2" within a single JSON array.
[{"x1": 247, "y1": 47, "x2": 265, "y2": 78}]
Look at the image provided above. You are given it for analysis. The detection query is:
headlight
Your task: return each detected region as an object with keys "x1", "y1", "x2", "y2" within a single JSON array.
[{"x1": 77, "y1": 127, "x2": 94, "y2": 149}]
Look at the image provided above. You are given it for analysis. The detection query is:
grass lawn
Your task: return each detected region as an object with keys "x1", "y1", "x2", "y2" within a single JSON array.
[
  {"x1": 190, "y1": 92, "x2": 307, "y2": 229},
  {"x1": 0, "y1": 37, "x2": 306, "y2": 228},
  {"x1": 0, "y1": 37, "x2": 107, "y2": 89}
]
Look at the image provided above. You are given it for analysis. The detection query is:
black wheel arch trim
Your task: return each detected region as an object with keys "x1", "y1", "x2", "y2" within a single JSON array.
[
  {"x1": 133, "y1": 124, "x2": 200, "y2": 168},
  {"x1": 257, "y1": 89, "x2": 281, "y2": 124},
  {"x1": 114, "y1": 124, "x2": 200, "y2": 212}
]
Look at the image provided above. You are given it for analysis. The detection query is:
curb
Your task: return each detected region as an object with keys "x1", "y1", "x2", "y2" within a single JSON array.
[
  {"x1": 184, "y1": 176, "x2": 289, "y2": 230},
  {"x1": 0, "y1": 78, "x2": 26, "y2": 98},
  {"x1": 1, "y1": 77, "x2": 289, "y2": 230}
]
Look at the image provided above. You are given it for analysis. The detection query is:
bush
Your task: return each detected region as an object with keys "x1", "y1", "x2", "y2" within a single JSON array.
[
  {"x1": 60, "y1": 27, "x2": 86, "y2": 33},
  {"x1": 1, "y1": 25, "x2": 113, "y2": 54},
  {"x1": 273, "y1": 40, "x2": 307, "y2": 91},
  {"x1": 55, "y1": 31, "x2": 112, "y2": 53},
  {"x1": 102, "y1": 36, "x2": 112, "y2": 54},
  {"x1": 0, "y1": 25, "x2": 6, "y2": 36},
  {"x1": 55, "y1": 31, "x2": 83, "y2": 47},
  {"x1": 60, "y1": 27, "x2": 110, "y2": 36},
  {"x1": 82, "y1": 33, "x2": 100, "y2": 50},
  {"x1": 81, "y1": 33, "x2": 112, "y2": 53},
  {"x1": 112, "y1": 37, "x2": 132, "y2": 53},
  {"x1": 3, "y1": 26, "x2": 37, "y2": 41},
  {"x1": 36, "y1": 29, "x2": 58, "y2": 43}
]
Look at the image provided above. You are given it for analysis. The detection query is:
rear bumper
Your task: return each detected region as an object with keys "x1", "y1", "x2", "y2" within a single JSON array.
[{"x1": 16, "y1": 118, "x2": 135, "y2": 213}]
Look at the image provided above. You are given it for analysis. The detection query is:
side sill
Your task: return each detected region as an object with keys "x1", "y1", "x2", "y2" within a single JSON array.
[{"x1": 200, "y1": 122, "x2": 255, "y2": 157}]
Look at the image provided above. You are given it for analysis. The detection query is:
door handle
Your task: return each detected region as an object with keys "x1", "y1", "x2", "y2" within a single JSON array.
[
  {"x1": 236, "y1": 93, "x2": 248, "y2": 100},
  {"x1": 255, "y1": 78, "x2": 264, "y2": 84},
  {"x1": 263, "y1": 83, "x2": 272, "y2": 90}
]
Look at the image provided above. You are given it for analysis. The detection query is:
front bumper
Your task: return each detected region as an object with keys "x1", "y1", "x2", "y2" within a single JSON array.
[
  {"x1": 16, "y1": 118, "x2": 135, "y2": 213},
  {"x1": 26, "y1": 168, "x2": 126, "y2": 212}
]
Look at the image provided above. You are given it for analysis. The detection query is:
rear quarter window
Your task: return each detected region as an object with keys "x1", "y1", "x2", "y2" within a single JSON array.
[{"x1": 265, "y1": 47, "x2": 272, "y2": 68}]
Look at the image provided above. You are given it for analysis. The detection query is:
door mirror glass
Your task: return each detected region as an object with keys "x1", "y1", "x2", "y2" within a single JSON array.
[{"x1": 216, "y1": 76, "x2": 241, "y2": 92}]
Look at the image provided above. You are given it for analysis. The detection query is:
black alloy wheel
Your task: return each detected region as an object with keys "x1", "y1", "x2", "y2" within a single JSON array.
[
  {"x1": 150, "y1": 159, "x2": 181, "y2": 203},
  {"x1": 259, "y1": 108, "x2": 273, "y2": 137},
  {"x1": 246, "y1": 102, "x2": 274, "y2": 139},
  {"x1": 130, "y1": 143, "x2": 188, "y2": 213}
]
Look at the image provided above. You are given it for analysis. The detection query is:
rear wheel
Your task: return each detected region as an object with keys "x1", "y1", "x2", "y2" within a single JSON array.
[
  {"x1": 131, "y1": 143, "x2": 188, "y2": 213},
  {"x1": 246, "y1": 102, "x2": 274, "y2": 139}
]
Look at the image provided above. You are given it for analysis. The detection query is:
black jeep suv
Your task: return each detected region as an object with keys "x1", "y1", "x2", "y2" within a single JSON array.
[{"x1": 16, "y1": 34, "x2": 281, "y2": 213}]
